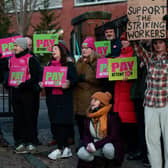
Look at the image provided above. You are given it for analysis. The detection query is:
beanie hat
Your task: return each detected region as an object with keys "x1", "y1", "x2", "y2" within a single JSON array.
[
  {"x1": 91, "y1": 91, "x2": 112, "y2": 105},
  {"x1": 82, "y1": 37, "x2": 96, "y2": 51},
  {"x1": 59, "y1": 40, "x2": 67, "y2": 51},
  {"x1": 120, "y1": 32, "x2": 127, "y2": 41},
  {"x1": 103, "y1": 23, "x2": 115, "y2": 32},
  {"x1": 15, "y1": 38, "x2": 28, "y2": 50}
]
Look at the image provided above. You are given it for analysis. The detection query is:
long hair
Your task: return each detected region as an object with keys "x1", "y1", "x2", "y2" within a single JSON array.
[{"x1": 52, "y1": 43, "x2": 67, "y2": 66}]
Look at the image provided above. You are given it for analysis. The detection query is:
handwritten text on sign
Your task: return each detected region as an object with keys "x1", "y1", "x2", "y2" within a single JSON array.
[
  {"x1": 96, "y1": 58, "x2": 108, "y2": 78},
  {"x1": 0, "y1": 36, "x2": 22, "y2": 58},
  {"x1": 108, "y1": 57, "x2": 137, "y2": 81},
  {"x1": 8, "y1": 67, "x2": 27, "y2": 86},
  {"x1": 95, "y1": 41, "x2": 111, "y2": 58},
  {"x1": 33, "y1": 34, "x2": 58, "y2": 54},
  {"x1": 127, "y1": 0, "x2": 167, "y2": 40},
  {"x1": 42, "y1": 66, "x2": 67, "y2": 87}
]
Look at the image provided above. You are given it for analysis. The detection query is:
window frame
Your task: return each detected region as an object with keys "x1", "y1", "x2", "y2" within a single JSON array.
[
  {"x1": 5, "y1": 0, "x2": 62, "y2": 13},
  {"x1": 74, "y1": 0, "x2": 127, "y2": 7}
]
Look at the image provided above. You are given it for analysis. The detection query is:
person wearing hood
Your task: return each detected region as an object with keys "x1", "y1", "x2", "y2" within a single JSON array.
[
  {"x1": 77, "y1": 91, "x2": 124, "y2": 168},
  {"x1": 0, "y1": 37, "x2": 41, "y2": 153}
]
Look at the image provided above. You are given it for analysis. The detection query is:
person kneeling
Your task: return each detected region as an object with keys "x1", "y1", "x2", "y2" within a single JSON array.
[{"x1": 77, "y1": 91, "x2": 124, "y2": 168}]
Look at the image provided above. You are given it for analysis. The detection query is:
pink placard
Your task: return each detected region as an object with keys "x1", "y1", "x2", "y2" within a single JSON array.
[
  {"x1": 42, "y1": 66, "x2": 68, "y2": 87},
  {"x1": 8, "y1": 67, "x2": 27, "y2": 86},
  {"x1": 0, "y1": 36, "x2": 22, "y2": 58},
  {"x1": 96, "y1": 58, "x2": 108, "y2": 78}
]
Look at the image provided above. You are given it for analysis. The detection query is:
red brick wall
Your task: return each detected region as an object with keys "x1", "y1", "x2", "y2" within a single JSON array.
[{"x1": 9, "y1": 0, "x2": 127, "y2": 48}]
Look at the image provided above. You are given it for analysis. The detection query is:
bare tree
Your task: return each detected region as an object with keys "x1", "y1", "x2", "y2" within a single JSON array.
[{"x1": 5, "y1": 0, "x2": 45, "y2": 36}]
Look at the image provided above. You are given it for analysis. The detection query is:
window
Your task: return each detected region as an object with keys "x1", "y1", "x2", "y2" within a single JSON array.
[
  {"x1": 5, "y1": 0, "x2": 62, "y2": 13},
  {"x1": 75, "y1": 0, "x2": 126, "y2": 6},
  {"x1": 36, "y1": 0, "x2": 62, "y2": 10}
]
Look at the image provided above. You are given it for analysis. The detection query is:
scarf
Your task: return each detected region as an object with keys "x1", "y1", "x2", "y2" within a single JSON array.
[
  {"x1": 51, "y1": 60, "x2": 63, "y2": 95},
  {"x1": 87, "y1": 104, "x2": 112, "y2": 138}
]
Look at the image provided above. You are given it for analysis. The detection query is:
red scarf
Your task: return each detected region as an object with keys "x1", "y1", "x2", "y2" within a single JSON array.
[{"x1": 51, "y1": 60, "x2": 63, "y2": 95}]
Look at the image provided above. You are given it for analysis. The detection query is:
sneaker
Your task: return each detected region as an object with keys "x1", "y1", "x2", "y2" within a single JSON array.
[
  {"x1": 61, "y1": 147, "x2": 72, "y2": 158},
  {"x1": 15, "y1": 144, "x2": 28, "y2": 154},
  {"x1": 26, "y1": 144, "x2": 37, "y2": 154},
  {"x1": 47, "y1": 139, "x2": 57, "y2": 146},
  {"x1": 48, "y1": 149, "x2": 62, "y2": 160}
]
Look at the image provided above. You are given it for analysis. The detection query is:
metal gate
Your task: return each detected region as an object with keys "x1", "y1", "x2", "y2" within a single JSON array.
[{"x1": 0, "y1": 84, "x2": 13, "y2": 117}]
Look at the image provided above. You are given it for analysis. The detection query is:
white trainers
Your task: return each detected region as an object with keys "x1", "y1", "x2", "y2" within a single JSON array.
[
  {"x1": 15, "y1": 144, "x2": 28, "y2": 154},
  {"x1": 48, "y1": 149, "x2": 62, "y2": 160},
  {"x1": 61, "y1": 147, "x2": 72, "y2": 158},
  {"x1": 26, "y1": 144, "x2": 37, "y2": 154}
]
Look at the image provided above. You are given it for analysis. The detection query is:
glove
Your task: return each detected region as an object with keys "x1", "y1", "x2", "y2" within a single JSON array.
[{"x1": 86, "y1": 142, "x2": 96, "y2": 153}]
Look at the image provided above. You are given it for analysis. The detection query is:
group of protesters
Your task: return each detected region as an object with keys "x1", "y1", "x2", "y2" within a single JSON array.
[{"x1": 0, "y1": 16, "x2": 168, "y2": 168}]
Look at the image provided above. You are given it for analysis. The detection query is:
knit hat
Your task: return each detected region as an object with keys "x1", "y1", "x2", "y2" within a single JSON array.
[
  {"x1": 103, "y1": 23, "x2": 115, "y2": 32},
  {"x1": 120, "y1": 32, "x2": 127, "y2": 41},
  {"x1": 91, "y1": 91, "x2": 112, "y2": 105},
  {"x1": 15, "y1": 38, "x2": 28, "y2": 50},
  {"x1": 82, "y1": 37, "x2": 96, "y2": 51},
  {"x1": 59, "y1": 40, "x2": 67, "y2": 51}
]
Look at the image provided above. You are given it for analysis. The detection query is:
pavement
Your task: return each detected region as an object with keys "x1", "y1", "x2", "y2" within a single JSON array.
[{"x1": 0, "y1": 96, "x2": 147, "y2": 168}]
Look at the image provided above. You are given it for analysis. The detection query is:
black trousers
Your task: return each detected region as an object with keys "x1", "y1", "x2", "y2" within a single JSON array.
[
  {"x1": 50, "y1": 123, "x2": 73, "y2": 149},
  {"x1": 134, "y1": 99, "x2": 147, "y2": 158},
  {"x1": 75, "y1": 115, "x2": 87, "y2": 141},
  {"x1": 121, "y1": 123, "x2": 138, "y2": 153},
  {"x1": 12, "y1": 89, "x2": 39, "y2": 145}
]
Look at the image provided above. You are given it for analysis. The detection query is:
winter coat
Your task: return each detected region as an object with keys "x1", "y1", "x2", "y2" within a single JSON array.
[
  {"x1": 0, "y1": 50, "x2": 41, "y2": 92},
  {"x1": 83, "y1": 112, "x2": 124, "y2": 164},
  {"x1": 106, "y1": 38, "x2": 121, "y2": 58},
  {"x1": 73, "y1": 54, "x2": 102, "y2": 116},
  {"x1": 113, "y1": 46, "x2": 137, "y2": 123},
  {"x1": 45, "y1": 61, "x2": 78, "y2": 124}
]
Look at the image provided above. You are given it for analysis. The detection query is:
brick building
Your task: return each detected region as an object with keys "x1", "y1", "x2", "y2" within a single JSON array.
[{"x1": 9, "y1": 0, "x2": 127, "y2": 50}]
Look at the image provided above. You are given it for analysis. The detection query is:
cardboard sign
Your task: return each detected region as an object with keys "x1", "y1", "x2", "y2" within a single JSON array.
[
  {"x1": 8, "y1": 67, "x2": 27, "y2": 86},
  {"x1": 127, "y1": 0, "x2": 167, "y2": 40},
  {"x1": 95, "y1": 41, "x2": 111, "y2": 58},
  {"x1": 33, "y1": 34, "x2": 58, "y2": 53},
  {"x1": 108, "y1": 57, "x2": 137, "y2": 81},
  {"x1": 42, "y1": 66, "x2": 67, "y2": 87},
  {"x1": 96, "y1": 58, "x2": 108, "y2": 78},
  {"x1": 0, "y1": 36, "x2": 22, "y2": 58}
]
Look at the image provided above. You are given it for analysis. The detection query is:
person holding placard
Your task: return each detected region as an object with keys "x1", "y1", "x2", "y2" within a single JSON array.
[
  {"x1": 101, "y1": 24, "x2": 122, "y2": 106},
  {"x1": 25, "y1": 36, "x2": 42, "y2": 146},
  {"x1": 40, "y1": 42, "x2": 78, "y2": 160},
  {"x1": 0, "y1": 37, "x2": 41, "y2": 153},
  {"x1": 104, "y1": 24, "x2": 121, "y2": 58},
  {"x1": 73, "y1": 37, "x2": 102, "y2": 147},
  {"x1": 134, "y1": 38, "x2": 168, "y2": 168},
  {"x1": 112, "y1": 32, "x2": 138, "y2": 159}
]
